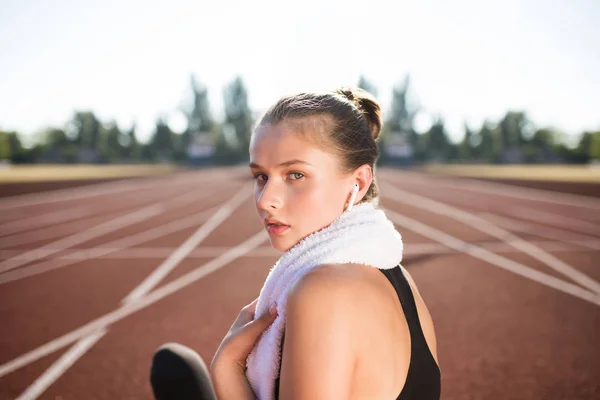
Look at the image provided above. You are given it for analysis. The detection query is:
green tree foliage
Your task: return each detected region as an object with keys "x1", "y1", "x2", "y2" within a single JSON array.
[
  {"x1": 424, "y1": 117, "x2": 456, "y2": 162},
  {"x1": 148, "y1": 118, "x2": 175, "y2": 162},
  {"x1": 186, "y1": 76, "x2": 213, "y2": 134},
  {"x1": 216, "y1": 76, "x2": 253, "y2": 164},
  {"x1": 122, "y1": 124, "x2": 141, "y2": 161},
  {"x1": 381, "y1": 75, "x2": 419, "y2": 165},
  {"x1": 471, "y1": 121, "x2": 497, "y2": 162},
  {"x1": 98, "y1": 122, "x2": 123, "y2": 162},
  {"x1": 521, "y1": 128, "x2": 558, "y2": 163},
  {"x1": 497, "y1": 111, "x2": 529, "y2": 163},
  {"x1": 38, "y1": 127, "x2": 77, "y2": 163},
  {"x1": 589, "y1": 132, "x2": 600, "y2": 160},
  {"x1": 0, "y1": 131, "x2": 10, "y2": 160},
  {"x1": 182, "y1": 76, "x2": 216, "y2": 165},
  {"x1": 71, "y1": 111, "x2": 102, "y2": 151},
  {"x1": 459, "y1": 123, "x2": 474, "y2": 161}
]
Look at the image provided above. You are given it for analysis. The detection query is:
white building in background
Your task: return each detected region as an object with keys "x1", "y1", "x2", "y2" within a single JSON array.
[
  {"x1": 187, "y1": 131, "x2": 215, "y2": 166},
  {"x1": 385, "y1": 131, "x2": 413, "y2": 166}
]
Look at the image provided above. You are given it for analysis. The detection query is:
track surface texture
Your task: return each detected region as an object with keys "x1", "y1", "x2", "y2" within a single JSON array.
[{"x1": 1, "y1": 167, "x2": 599, "y2": 400}]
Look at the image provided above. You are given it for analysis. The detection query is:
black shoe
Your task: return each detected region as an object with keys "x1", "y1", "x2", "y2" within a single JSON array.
[{"x1": 150, "y1": 342, "x2": 217, "y2": 400}]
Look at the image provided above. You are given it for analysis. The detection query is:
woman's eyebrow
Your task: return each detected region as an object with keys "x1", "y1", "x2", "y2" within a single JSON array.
[{"x1": 249, "y1": 159, "x2": 313, "y2": 169}]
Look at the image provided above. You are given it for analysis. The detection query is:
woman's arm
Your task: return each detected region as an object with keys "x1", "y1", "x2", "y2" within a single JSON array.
[
  {"x1": 211, "y1": 298, "x2": 278, "y2": 400},
  {"x1": 277, "y1": 266, "x2": 360, "y2": 399}
]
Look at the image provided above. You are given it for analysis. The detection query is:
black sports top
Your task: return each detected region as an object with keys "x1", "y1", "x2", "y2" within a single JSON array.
[{"x1": 273, "y1": 265, "x2": 441, "y2": 399}]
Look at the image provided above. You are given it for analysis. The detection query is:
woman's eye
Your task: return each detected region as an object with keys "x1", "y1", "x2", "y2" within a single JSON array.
[
  {"x1": 253, "y1": 174, "x2": 267, "y2": 181},
  {"x1": 289, "y1": 172, "x2": 305, "y2": 180}
]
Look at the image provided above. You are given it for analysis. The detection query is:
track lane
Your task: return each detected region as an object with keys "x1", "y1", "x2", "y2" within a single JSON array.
[{"x1": 1, "y1": 167, "x2": 599, "y2": 400}]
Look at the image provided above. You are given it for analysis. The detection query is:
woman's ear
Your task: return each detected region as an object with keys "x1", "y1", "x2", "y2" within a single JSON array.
[{"x1": 353, "y1": 165, "x2": 373, "y2": 201}]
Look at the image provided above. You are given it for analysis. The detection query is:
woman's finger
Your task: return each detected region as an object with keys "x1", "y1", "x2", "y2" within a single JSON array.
[{"x1": 241, "y1": 306, "x2": 278, "y2": 340}]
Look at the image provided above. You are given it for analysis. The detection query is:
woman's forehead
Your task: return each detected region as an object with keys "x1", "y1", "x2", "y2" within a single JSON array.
[{"x1": 250, "y1": 123, "x2": 336, "y2": 168}]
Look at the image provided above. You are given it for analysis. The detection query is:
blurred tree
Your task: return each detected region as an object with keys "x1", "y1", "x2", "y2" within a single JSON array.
[
  {"x1": 38, "y1": 127, "x2": 73, "y2": 163},
  {"x1": 183, "y1": 76, "x2": 215, "y2": 165},
  {"x1": 148, "y1": 117, "x2": 175, "y2": 162},
  {"x1": 575, "y1": 131, "x2": 598, "y2": 162},
  {"x1": 424, "y1": 117, "x2": 453, "y2": 162},
  {"x1": 459, "y1": 123, "x2": 474, "y2": 161},
  {"x1": 122, "y1": 123, "x2": 141, "y2": 161},
  {"x1": 472, "y1": 121, "x2": 497, "y2": 163},
  {"x1": 590, "y1": 132, "x2": 600, "y2": 161},
  {"x1": 521, "y1": 127, "x2": 559, "y2": 163},
  {"x1": 71, "y1": 111, "x2": 102, "y2": 162},
  {"x1": 98, "y1": 121, "x2": 123, "y2": 162},
  {"x1": 357, "y1": 75, "x2": 378, "y2": 97},
  {"x1": 217, "y1": 76, "x2": 253, "y2": 164},
  {"x1": 381, "y1": 75, "x2": 419, "y2": 165},
  {"x1": 497, "y1": 111, "x2": 528, "y2": 163},
  {"x1": 186, "y1": 76, "x2": 213, "y2": 136},
  {"x1": 0, "y1": 131, "x2": 10, "y2": 160}
]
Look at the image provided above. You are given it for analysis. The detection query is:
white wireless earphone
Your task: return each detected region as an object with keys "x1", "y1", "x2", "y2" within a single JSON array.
[{"x1": 346, "y1": 183, "x2": 359, "y2": 212}]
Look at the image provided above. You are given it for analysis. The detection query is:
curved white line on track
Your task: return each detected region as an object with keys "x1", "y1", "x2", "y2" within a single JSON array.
[
  {"x1": 122, "y1": 183, "x2": 252, "y2": 304},
  {"x1": 0, "y1": 187, "x2": 214, "y2": 275},
  {"x1": 0, "y1": 231, "x2": 268, "y2": 379},
  {"x1": 0, "y1": 171, "x2": 209, "y2": 212},
  {"x1": 0, "y1": 206, "x2": 218, "y2": 285},
  {"x1": 3, "y1": 239, "x2": 599, "y2": 262},
  {"x1": 0, "y1": 205, "x2": 163, "y2": 274},
  {"x1": 504, "y1": 207, "x2": 600, "y2": 237},
  {"x1": 0, "y1": 207, "x2": 90, "y2": 236},
  {"x1": 383, "y1": 208, "x2": 600, "y2": 307},
  {"x1": 478, "y1": 212, "x2": 600, "y2": 250},
  {"x1": 16, "y1": 184, "x2": 252, "y2": 399},
  {"x1": 387, "y1": 171, "x2": 600, "y2": 210},
  {"x1": 0, "y1": 173, "x2": 221, "y2": 233},
  {"x1": 15, "y1": 329, "x2": 107, "y2": 400},
  {"x1": 381, "y1": 181, "x2": 600, "y2": 296}
]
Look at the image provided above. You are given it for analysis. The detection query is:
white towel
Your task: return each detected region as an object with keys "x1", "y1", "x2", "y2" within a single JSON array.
[{"x1": 245, "y1": 201, "x2": 404, "y2": 400}]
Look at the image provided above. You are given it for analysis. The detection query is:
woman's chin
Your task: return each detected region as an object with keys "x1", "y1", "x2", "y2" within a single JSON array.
[{"x1": 269, "y1": 238, "x2": 296, "y2": 253}]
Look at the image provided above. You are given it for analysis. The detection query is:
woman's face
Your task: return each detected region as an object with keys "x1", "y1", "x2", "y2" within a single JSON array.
[{"x1": 249, "y1": 120, "x2": 352, "y2": 252}]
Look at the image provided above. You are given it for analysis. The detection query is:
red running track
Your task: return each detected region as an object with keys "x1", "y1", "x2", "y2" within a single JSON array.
[{"x1": 0, "y1": 167, "x2": 599, "y2": 400}]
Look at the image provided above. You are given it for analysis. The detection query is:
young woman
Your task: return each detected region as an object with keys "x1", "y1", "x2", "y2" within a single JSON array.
[{"x1": 150, "y1": 87, "x2": 441, "y2": 400}]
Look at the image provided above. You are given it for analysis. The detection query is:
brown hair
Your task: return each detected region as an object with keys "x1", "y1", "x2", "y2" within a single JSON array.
[{"x1": 254, "y1": 87, "x2": 383, "y2": 203}]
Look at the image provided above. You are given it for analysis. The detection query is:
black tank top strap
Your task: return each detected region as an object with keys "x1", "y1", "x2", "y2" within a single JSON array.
[
  {"x1": 380, "y1": 266, "x2": 424, "y2": 340},
  {"x1": 379, "y1": 265, "x2": 441, "y2": 400}
]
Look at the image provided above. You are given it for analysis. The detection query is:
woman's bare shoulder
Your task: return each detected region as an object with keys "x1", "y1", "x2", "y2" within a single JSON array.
[
  {"x1": 288, "y1": 263, "x2": 387, "y2": 306},
  {"x1": 280, "y1": 264, "x2": 372, "y2": 398},
  {"x1": 286, "y1": 263, "x2": 397, "y2": 332}
]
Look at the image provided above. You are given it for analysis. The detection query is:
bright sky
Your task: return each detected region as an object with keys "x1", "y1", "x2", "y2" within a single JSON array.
[{"x1": 1, "y1": 0, "x2": 599, "y2": 144}]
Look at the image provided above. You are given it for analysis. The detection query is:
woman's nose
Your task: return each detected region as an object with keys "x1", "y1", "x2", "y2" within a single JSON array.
[{"x1": 257, "y1": 181, "x2": 283, "y2": 211}]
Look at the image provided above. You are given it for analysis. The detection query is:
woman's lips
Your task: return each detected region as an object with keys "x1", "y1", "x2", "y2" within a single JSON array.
[{"x1": 267, "y1": 224, "x2": 290, "y2": 235}]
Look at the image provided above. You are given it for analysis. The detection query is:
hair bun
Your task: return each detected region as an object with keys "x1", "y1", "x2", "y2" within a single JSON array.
[{"x1": 336, "y1": 87, "x2": 383, "y2": 140}]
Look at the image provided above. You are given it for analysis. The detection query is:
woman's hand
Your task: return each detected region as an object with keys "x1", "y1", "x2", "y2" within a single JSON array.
[{"x1": 210, "y1": 298, "x2": 278, "y2": 400}]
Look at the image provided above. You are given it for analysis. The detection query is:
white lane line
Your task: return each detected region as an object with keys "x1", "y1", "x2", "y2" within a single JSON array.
[
  {"x1": 0, "y1": 213, "x2": 123, "y2": 250},
  {"x1": 0, "y1": 206, "x2": 217, "y2": 285},
  {"x1": 0, "y1": 171, "x2": 207, "y2": 212},
  {"x1": 0, "y1": 207, "x2": 90, "y2": 236},
  {"x1": 0, "y1": 206, "x2": 163, "y2": 274},
  {"x1": 479, "y1": 212, "x2": 600, "y2": 251},
  {"x1": 15, "y1": 184, "x2": 251, "y2": 399},
  {"x1": 0, "y1": 230, "x2": 268, "y2": 379},
  {"x1": 381, "y1": 181, "x2": 600, "y2": 296},
  {"x1": 386, "y1": 171, "x2": 600, "y2": 210},
  {"x1": 383, "y1": 208, "x2": 600, "y2": 307},
  {"x1": 0, "y1": 187, "x2": 213, "y2": 275},
  {"x1": 122, "y1": 183, "x2": 251, "y2": 304},
  {"x1": 4, "y1": 239, "x2": 600, "y2": 262},
  {"x1": 0, "y1": 174, "x2": 220, "y2": 234},
  {"x1": 0, "y1": 186, "x2": 215, "y2": 250},
  {"x1": 504, "y1": 207, "x2": 600, "y2": 237},
  {"x1": 15, "y1": 329, "x2": 107, "y2": 400}
]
